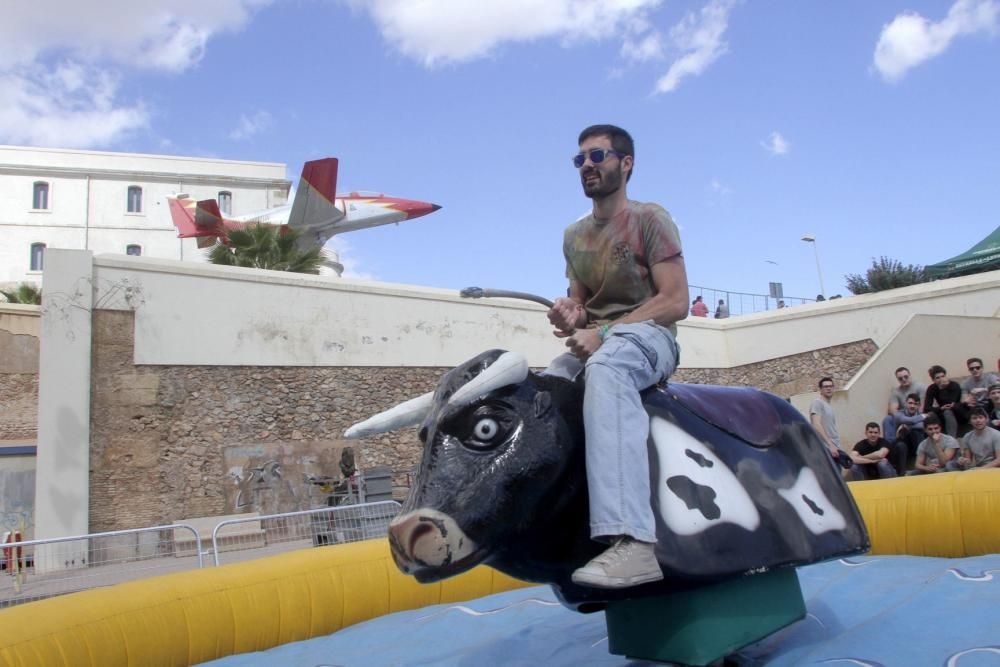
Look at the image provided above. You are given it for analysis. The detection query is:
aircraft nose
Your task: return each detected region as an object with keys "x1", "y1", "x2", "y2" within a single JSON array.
[{"x1": 396, "y1": 199, "x2": 441, "y2": 220}]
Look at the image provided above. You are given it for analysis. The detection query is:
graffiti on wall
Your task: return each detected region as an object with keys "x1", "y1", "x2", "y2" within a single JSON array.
[{"x1": 222, "y1": 441, "x2": 356, "y2": 515}]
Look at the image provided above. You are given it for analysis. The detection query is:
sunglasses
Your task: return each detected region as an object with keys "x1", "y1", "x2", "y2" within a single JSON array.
[{"x1": 573, "y1": 148, "x2": 625, "y2": 168}]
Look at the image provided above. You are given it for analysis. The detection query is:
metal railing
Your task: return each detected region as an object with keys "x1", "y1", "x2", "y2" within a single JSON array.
[
  {"x1": 1, "y1": 523, "x2": 201, "y2": 608},
  {"x1": 0, "y1": 500, "x2": 403, "y2": 607},
  {"x1": 211, "y1": 500, "x2": 401, "y2": 566},
  {"x1": 688, "y1": 284, "x2": 814, "y2": 317}
]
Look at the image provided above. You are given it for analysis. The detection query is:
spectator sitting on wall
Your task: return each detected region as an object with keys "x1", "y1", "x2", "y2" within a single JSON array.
[
  {"x1": 882, "y1": 366, "x2": 927, "y2": 446},
  {"x1": 912, "y1": 414, "x2": 960, "y2": 474},
  {"x1": 714, "y1": 299, "x2": 729, "y2": 319},
  {"x1": 894, "y1": 393, "x2": 928, "y2": 471},
  {"x1": 690, "y1": 295, "x2": 708, "y2": 317},
  {"x1": 848, "y1": 423, "x2": 897, "y2": 480},
  {"x1": 923, "y1": 365, "x2": 969, "y2": 437},
  {"x1": 777, "y1": 299, "x2": 786, "y2": 309},
  {"x1": 988, "y1": 384, "x2": 1000, "y2": 431},
  {"x1": 961, "y1": 357, "x2": 999, "y2": 410},
  {"x1": 816, "y1": 294, "x2": 826, "y2": 302},
  {"x1": 954, "y1": 408, "x2": 1000, "y2": 470}
]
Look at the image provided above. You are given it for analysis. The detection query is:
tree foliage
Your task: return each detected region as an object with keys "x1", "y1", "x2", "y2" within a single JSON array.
[
  {"x1": 0, "y1": 282, "x2": 42, "y2": 305},
  {"x1": 207, "y1": 224, "x2": 324, "y2": 274},
  {"x1": 845, "y1": 256, "x2": 928, "y2": 295}
]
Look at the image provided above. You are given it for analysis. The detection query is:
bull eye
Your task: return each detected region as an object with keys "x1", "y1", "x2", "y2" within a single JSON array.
[{"x1": 473, "y1": 418, "x2": 499, "y2": 441}]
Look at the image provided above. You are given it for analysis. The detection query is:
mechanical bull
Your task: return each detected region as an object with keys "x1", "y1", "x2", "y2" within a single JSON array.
[{"x1": 346, "y1": 349, "x2": 869, "y2": 611}]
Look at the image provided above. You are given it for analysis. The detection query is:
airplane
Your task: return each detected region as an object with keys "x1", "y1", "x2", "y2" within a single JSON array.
[{"x1": 166, "y1": 158, "x2": 441, "y2": 251}]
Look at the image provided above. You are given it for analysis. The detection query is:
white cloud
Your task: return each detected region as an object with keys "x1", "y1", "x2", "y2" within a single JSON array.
[
  {"x1": 229, "y1": 111, "x2": 274, "y2": 141},
  {"x1": 0, "y1": 0, "x2": 271, "y2": 148},
  {"x1": 761, "y1": 131, "x2": 790, "y2": 156},
  {"x1": 621, "y1": 31, "x2": 665, "y2": 63},
  {"x1": 0, "y1": 64, "x2": 148, "y2": 148},
  {"x1": 654, "y1": 0, "x2": 736, "y2": 94},
  {"x1": 708, "y1": 178, "x2": 732, "y2": 195},
  {"x1": 873, "y1": 0, "x2": 999, "y2": 82},
  {"x1": 350, "y1": 0, "x2": 663, "y2": 67}
]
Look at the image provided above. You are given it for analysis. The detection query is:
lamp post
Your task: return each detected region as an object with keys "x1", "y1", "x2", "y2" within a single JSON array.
[{"x1": 800, "y1": 234, "x2": 825, "y2": 299}]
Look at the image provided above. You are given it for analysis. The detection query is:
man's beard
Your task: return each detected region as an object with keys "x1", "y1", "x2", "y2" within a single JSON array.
[{"x1": 582, "y1": 165, "x2": 623, "y2": 199}]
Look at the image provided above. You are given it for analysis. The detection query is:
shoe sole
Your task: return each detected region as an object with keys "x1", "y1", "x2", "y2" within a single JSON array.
[{"x1": 570, "y1": 570, "x2": 664, "y2": 589}]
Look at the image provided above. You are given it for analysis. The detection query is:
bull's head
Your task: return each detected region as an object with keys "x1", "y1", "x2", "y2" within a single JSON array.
[{"x1": 346, "y1": 350, "x2": 585, "y2": 583}]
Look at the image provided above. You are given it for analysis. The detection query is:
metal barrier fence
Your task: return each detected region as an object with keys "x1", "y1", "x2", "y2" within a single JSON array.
[
  {"x1": 0, "y1": 501, "x2": 403, "y2": 607},
  {"x1": 689, "y1": 285, "x2": 814, "y2": 317},
  {"x1": 0, "y1": 524, "x2": 201, "y2": 608},
  {"x1": 211, "y1": 501, "x2": 402, "y2": 566}
]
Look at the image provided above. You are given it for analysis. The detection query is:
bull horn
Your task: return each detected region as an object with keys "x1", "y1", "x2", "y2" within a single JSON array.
[
  {"x1": 447, "y1": 351, "x2": 529, "y2": 411},
  {"x1": 344, "y1": 391, "x2": 434, "y2": 439}
]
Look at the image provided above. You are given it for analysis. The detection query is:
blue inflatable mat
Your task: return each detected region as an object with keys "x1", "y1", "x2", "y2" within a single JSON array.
[{"x1": 203, "y1": 554, "x2": 1000, "y2": 666}]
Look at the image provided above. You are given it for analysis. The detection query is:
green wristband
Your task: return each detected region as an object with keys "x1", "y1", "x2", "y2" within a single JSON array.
[{"x1": 598, "y1": 324, "x2": 610, "y2": 341}]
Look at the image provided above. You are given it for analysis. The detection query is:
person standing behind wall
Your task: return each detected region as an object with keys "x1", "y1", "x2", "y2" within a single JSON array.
[{"x1": 714, "y1": 299, "x2": 729, "y2": 319}]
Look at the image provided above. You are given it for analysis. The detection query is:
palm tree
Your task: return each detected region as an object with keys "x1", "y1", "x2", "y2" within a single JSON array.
[
  {"x1": 207, "y1": 224, "x2": 324, "y2": 274},
  {"x1": 0, "y1": 282, "x2": 42, "y2": 305}
]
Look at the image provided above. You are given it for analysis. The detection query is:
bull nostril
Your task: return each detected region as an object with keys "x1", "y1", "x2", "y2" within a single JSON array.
[{"x1": 408, "y1": 522, "x2": 435, "y2": 557}]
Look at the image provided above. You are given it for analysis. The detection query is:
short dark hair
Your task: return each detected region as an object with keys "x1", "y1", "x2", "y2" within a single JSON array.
[
  {"x1": 906, "y1": 392, "x2": 921, "y2": 403},
  {"x1": 578, "y1": 124, "x2": 635, "y2": 182},
  {"x1": 924, "y1": 413, "x2": 941, "y2": 427},
  {"x1": 989, "y1": 384, "x2": 1000, "y2": 393},
  {"x1": 967, "y1": 357, "x2": 983, "y2": 367},
  {"x1": 894, "y1": 366, "x2": 909, "y2": 375},
  {"x1": 818, "y1": 377, "x2": 834, "y2": 389},
  {"x1": 865, "y1": 422, "x2": 880, "y2": 430},
  {"x1": 928, "y1": 365, "x2": 946, "y2": 379},
  {"x1": 970, "y1": 407, "x2": 988, "y2": 418}
]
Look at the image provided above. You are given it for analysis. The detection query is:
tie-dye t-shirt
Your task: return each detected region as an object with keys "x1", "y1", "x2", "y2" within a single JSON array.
[{"x1": 563, "y1": 200, "x2": 683, "y2": 333}]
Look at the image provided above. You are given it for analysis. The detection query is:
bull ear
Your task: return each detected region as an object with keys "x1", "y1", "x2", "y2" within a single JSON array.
[
  {"x1": 344, "y1": 391, "x2": 434, "y2": 439},
  {"x1": 533, "y1": 391, "x2": 552, "y2": 418}
]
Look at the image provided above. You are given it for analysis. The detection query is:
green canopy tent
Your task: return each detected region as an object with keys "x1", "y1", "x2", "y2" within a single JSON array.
[{"x1": 926, "y1": 225, "x2": 1000, "y2": 279}]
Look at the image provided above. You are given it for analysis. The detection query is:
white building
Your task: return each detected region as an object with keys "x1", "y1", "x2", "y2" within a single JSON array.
[{"x1": 0, "y1": 145, "x2": 293, "y2": 288}]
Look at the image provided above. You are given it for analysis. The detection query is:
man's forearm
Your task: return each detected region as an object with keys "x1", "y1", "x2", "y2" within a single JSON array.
[{"x1": 613, "y1": 292, "x2": 687, "y2": 329}]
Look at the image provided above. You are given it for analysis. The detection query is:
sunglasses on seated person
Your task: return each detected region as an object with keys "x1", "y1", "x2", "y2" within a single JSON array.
[{"x1": 573, "y1": 148, "x2": 625, "y2": 168}]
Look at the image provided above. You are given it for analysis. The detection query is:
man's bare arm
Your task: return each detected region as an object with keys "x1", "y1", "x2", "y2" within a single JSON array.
[{"x1": 610, "y1": 256, "x2": 689, "y2": 328}]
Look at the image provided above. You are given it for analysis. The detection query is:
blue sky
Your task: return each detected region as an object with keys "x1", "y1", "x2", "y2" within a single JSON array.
[{"x1": 3, "y1": 0, "x2": 998, "y2": 302}]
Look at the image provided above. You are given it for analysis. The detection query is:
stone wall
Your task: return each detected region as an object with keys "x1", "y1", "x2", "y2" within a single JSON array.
[
  {"x1": 673, "y1": 340, "x2": 878, "y2": 398},
  {"x1": 89, "y1": 310, "x2": 445, "y2": 532},
  {"x1": 0, "y1": 375, "x2": 38, "y2": 441},
  {"x1": 0, "y1": 325, "x2": 39, "y2": 441},
  {"x1": 88, "y1": 310, "x2": 878, "y2": 532}
]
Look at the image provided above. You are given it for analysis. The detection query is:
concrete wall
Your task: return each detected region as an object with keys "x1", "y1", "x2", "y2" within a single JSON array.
[
  {"x1": 32, "y1": 250, "x2": 1000, "y2": 539},
  {"x1": 0, "y1": 451, "x2": 35, "y2": 539},
  {"x1": 675, "y1": 269, "x2": 1000, "y2": 368}
]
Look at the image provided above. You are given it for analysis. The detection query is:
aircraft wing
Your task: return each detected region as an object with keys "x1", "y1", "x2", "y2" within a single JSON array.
[{"x1": 287, "y1": 158, "x2": 346, "y2": 250}]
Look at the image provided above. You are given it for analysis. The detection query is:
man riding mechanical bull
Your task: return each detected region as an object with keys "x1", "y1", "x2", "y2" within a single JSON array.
[
  {"x1": 346, "y1": 125, "x2": 867, "y2": 611},
  {"x1": 543, "y1": 124, "x2": 689, "y2": 589}
]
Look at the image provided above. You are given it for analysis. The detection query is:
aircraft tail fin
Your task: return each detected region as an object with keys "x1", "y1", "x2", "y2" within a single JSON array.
[
  {"x1": 288, "y1": 158, "x2": 344, "y2": 247},
  {"x1": 168, "y1": 196, "x2": 227, "y2": 241}
]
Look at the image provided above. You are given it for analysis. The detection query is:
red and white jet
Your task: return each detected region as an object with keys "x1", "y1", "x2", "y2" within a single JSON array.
[{"x1": 167, "y1": 157, "x2": 440, "y2": 250}]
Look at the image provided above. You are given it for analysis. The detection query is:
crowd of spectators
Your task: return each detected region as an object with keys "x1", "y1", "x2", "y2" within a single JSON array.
[{"x1": 810, "y1": 358, "x2": 1000, "y2": 481}]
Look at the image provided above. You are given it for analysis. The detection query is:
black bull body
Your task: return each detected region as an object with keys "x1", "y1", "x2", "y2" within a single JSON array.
[{"x1": 346, "y1": 349, "x2": 869, "y2": 611}]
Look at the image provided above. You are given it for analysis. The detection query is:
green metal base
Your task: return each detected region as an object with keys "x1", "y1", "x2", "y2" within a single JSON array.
[{"x1": 605, "y1": 568, "x2": 806, "y2": 666}]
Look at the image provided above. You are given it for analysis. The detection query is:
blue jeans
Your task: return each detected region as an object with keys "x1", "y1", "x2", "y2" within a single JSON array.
[{"x1": 543, "y1": 321, "x2": 680, "y2": 543}]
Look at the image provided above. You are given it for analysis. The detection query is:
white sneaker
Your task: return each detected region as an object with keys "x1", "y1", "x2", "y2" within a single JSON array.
[{"x1": 571, "y1": 537, "x2": 663, "y2": 589}]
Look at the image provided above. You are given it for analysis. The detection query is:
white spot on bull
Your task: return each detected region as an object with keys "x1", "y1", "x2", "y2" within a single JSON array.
[
  {"x1": 650, "y1": 416, "x2": 760, "y2": 536},
  {"x1": 776, "y1": 468, "x2": 847, "y2": 534}
]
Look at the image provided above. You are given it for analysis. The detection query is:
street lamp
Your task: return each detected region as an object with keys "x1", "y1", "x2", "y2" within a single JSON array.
[{"x1": 800, "y1": 234, "x2": 826, "y2": 298}]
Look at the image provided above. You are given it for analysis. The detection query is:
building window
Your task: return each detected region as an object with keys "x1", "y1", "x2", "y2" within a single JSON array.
[
  {"x1": 33, "y1": 182, "x2": 49, "y2": 210},
  {"x1": 30, "y1": 243, "x2": 46, "y2": 271},
  {"x1": 218, "y1": 191, "x2": 232, "y2": 215},
  {"x1": 126, "y1": 244, "x2": 142, "y2": 256},
  {"x1": 127, "y1": 186, "x2": 143, "y2": 213}
]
